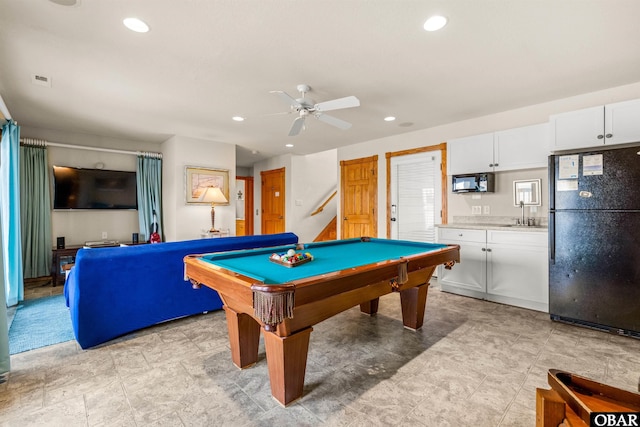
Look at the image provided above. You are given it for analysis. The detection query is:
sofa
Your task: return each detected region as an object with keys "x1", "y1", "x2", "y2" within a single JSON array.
[{"x1": 64, "y1": 233, "x2": 299, "y2": 349}]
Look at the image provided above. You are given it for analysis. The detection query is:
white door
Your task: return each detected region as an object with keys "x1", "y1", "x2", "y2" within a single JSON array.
[{"x1": 390, "y1": 151, "x2": 442, "y2": 242}]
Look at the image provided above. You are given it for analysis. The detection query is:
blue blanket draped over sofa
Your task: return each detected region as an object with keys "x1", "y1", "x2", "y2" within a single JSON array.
[{"x1": 64, "y1": 233, "x2": 299, "y2": 349}]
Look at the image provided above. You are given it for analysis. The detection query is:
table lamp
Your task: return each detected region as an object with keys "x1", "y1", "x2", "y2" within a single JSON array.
[{"x1": 199, "y1": 186, "x2": 228, "y2": 232}]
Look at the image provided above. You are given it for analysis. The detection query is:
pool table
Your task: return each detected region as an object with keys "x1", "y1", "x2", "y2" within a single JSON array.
[{"x1": 184, "y1": 237, "x2": 459, "y2": 406}]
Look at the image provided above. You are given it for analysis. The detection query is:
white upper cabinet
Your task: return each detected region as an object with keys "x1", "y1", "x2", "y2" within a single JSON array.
[
  {"x1": 447, "y1": 132, "x2": 494, "y2": 175},
  {"x1": 494, "y1": 123, "x2": 550, "y2": 171},
  {"x1": 550, "y1": 99, "x2": 640, "y2": 151},
  {"x1": 604, "y1": 99, "x2": 640, "y2": 146},
  {"x1": 549, "y1": 106, "x2": 603, "y2": 150},
  {"x1": 447, "y1": 123, "x2": 549, "y2": 175}
]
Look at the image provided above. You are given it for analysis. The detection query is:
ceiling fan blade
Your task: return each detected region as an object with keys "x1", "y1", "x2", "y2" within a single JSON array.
[
  {"x1": 289, "y1": 116, "x2": 305, "y2": 136},
  {"x1": 270, "y1": 91, "x2": 302, "y2": 109},
  {"x1": 262, "y1": 111, "x2": 292, "y2": 117},
  {"x1": 314, "y1": 96, "x2": 360, "y2": 112},
  {"x1": 316, "y1": 113, "x2": 352, "y2": 130}
]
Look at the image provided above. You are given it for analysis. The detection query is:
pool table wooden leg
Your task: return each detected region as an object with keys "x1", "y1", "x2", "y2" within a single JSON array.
[
  {"x1": 399, "y1": 282, "x2": 430, "y2": 330},
  {"x1": 224, "y1": 306, "x2": 261, "y2": 369},
  {"x1": 359, "y1": 297, "x2": 379, "y2": 315},
  {"x1": 263, "y1": 326, "x2": 313, "y2": 406}
]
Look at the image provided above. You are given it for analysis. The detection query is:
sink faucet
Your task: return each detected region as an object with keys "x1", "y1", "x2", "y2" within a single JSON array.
[{"x1": 519, "y1": 201, "x2": 525, "y2": 225}]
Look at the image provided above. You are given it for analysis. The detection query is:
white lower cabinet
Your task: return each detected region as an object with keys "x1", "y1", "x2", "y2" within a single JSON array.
[
  {"x1": 437, "y1": 227, "x2": 549, "y2": 312},
  {"x1": 437, "y1": 228, "x2": 487, "y2": 298},
  {"x1": 485, "y1": 230, "x2": 548, "y2": 312}
]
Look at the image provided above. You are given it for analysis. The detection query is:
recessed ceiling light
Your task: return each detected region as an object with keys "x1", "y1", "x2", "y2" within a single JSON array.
[
  {"x1": 232, "y1": 116, "x2": 245, "y2": 122},
  {"x1": 285, "y1": 144, "x2": 294, "y2": 148},
  {"x1": 123, "y1": 17, "x2": 149, "y2": 33},
  {"x1": 384, "y1": 116, "x2": 396, "y2": 122},
  {"x1": 423, "y1": 15, "x2": 447, "y2": 32}
]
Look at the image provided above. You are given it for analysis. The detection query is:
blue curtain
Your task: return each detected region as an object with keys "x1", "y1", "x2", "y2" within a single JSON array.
[
  {"x1": 0, "y1": 180, "x2": 10, "y2": 375},
  {"x1": 1, "y1": 120, "x2": 24, "y2": 306},
  {"x1": 20, "y1": 143, "x2": 52, "y2": 278},
  {"x1": 136, "y1": 155, "x2": 163, "y2": 242}
]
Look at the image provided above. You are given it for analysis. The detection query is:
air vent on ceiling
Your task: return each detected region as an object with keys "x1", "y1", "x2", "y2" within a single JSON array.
[{"x1": 31, "y1": 74, "x2": 52, "y2": 88}]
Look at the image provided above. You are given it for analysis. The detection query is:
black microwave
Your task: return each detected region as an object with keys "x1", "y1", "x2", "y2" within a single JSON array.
[{"x1": 452, "y1": 173, "x2": 495, "y2": 193}]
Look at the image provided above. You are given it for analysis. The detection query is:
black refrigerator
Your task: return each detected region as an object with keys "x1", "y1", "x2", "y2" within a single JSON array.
[{"x1": 549, "y1": 145, "x2": 640, "y2": 338}]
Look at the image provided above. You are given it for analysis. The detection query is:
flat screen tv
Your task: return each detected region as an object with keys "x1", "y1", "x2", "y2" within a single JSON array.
[{"x1": 53, "y1": 166, "x2": 138, "y2": 210}]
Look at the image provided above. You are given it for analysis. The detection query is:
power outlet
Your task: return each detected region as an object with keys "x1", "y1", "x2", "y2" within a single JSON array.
[
  {"x1": 471, "y1": 206, "x2": 481, "y2": 215},
  {"x1": 483, "y1": 206, "x2": 490, "y2": 215},
  {"x1": 101, "y1": 231, "x2": 108, "y2": 239}
]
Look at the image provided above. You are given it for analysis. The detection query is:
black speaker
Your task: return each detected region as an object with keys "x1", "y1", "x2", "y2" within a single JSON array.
[
  {"x1": 132, "y1": 233, "x2": 139, "y2": 244},
  {"x1": 56, "y1": 236, "x2": 65, "y2": 249}
]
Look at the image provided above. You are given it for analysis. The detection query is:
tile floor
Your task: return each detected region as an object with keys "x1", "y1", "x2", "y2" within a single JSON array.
[{"x1": 2, "y1": 282, "x2": 640, "y2": 426}]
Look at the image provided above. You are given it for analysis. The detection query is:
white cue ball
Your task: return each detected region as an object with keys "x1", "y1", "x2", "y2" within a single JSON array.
[{"x1": 287, "y1": 249, "x2": 296, "y2": 256}]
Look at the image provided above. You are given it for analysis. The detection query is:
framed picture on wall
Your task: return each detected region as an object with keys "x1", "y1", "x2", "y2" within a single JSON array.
[{"x1": 185, "y1": 166, "x2": 230, "y2": 205}]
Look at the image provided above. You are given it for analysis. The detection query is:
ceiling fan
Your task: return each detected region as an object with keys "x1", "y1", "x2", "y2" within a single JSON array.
[{"x1": 270, "y1": 84, "x2": 360, "y2": 136}]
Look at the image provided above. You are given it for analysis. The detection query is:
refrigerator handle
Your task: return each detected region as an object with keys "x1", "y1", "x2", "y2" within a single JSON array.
[
  {"x1": 549, "y1": 211, "x2": 555, "y2": 264},
  {"x1": 548, "y1": 155, "x2": 555, "y2": 211}
]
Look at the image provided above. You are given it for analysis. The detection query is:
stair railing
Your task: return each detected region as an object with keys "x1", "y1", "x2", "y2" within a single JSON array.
[{"x1": 310, "y1": 190, "x2": 337, "y2": 217}]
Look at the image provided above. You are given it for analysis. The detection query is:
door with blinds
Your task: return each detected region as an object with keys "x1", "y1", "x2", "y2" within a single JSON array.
[{"x1": 390, "y1": 152, "x2": 442, "y2": 242}]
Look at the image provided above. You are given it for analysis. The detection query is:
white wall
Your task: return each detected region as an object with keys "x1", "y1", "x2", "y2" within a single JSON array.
[
  {"x1": 22, "y1": 126, "x2": 159, "y2": 247},
  {"x1": 21, "y1": 128, "x2": 237, "y2": 245},
  {"x1": 447, "y1": 168, "x2": 548, "y2": 223},
  {"x1": 161, "y1": 135, "x2": 236, "y2": 241},
  {"x1": 252, "y1": 150, "x2": 338, "y2": 241},
  {"x1": 290, "y1": 150, "x2": 337, "y2": 242},
  {"x1": 236, "y1": 166, "x2": 251, "y2": 176},
  {"x1": 337, "y1": 81, "x2": 640, "y2": 237},
  {"x1": 252, "y1": 154, "x2": 293, "y2": 235},
  {"x1": 21, "y1": 80, "x2": 640, "y2": 246}
]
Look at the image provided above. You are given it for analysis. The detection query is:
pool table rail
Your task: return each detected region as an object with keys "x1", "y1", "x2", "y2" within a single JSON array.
[{"x1": 185, "y1": 244, "x2": 459, "y2": 332}]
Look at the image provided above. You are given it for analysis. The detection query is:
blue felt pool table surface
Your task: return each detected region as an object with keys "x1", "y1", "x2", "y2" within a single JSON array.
[{"x1": 199, "y1": 238, "x2": 448, "y2": 284}]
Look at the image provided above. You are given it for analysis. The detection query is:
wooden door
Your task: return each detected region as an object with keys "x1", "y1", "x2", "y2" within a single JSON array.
[
  {"x1": 261, "y1": 168, "x2": 285, "y2": 234},
  {"x1": 236, "y1": 176, "x2": 254, "y2": 236},
  {"x1": 340, "y1": 156, "x2": 377, "y2": 238}
]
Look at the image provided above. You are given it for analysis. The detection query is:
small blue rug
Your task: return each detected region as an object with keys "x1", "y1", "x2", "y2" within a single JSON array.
[{"x1": 8, "y1": 294, "x2": 75, "y2": 355}]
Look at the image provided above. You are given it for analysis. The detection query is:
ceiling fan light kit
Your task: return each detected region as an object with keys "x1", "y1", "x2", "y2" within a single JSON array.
[{"x1": 270, "y1": 84, "x2": 360, "y2": 136}]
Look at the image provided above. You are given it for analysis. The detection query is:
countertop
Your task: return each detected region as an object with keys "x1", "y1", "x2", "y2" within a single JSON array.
[{"x1": 437, "y1": 223, "x2": 548, "y2": 232}]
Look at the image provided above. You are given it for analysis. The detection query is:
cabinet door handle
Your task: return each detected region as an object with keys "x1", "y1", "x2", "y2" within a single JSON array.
[
  {"x1": 597, "y1": 134, "x2": 604, "y2": 139},
  {"x1": 605, "y1": 133, "x2": 613, "y2": 138},
  {"x1": 481, "y1": 248, "x2": 486, "y2": 251},
  {"x1": 489, "y1": 163, "x2": 494, "y2": 167},
  {"x1": 494, "y1": 163, "x2": 498, "y2": 167},
  {"x1": 458, "y1": 233, "x2": 463, "y2": 236},
  {"x1": 486, "y1": 248, "x2": 492, "y2": 252}
]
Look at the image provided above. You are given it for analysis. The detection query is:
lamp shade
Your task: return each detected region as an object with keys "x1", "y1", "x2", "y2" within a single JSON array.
[{"x1": 199, "y1": 186, "x2": 228, "y2": 204}]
